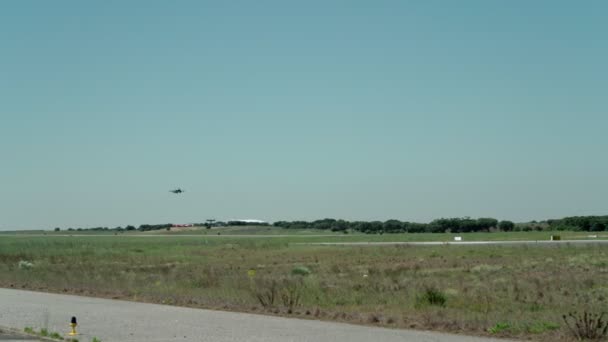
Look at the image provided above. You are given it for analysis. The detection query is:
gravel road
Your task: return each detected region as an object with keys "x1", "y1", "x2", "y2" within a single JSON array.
[{"x1": 0, "y1": 288, "x2": 513, "y2": 342}]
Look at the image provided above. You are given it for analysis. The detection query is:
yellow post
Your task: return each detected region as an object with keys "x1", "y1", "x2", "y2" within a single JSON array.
[
  {"x1": 247, "y1": 269, "x2": 256, "y2": 291},
  {"x1": 69, "y1": 316, "x2": 78, "y2": 336}
]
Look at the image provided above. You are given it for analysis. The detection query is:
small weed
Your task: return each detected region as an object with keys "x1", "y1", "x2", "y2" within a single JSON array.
[
  {"x1": 92, "y1": 338, "x2": 102, "y2": 342},
  {"x1": 526, "y1": 321, "x2": 559, "y2": 334},
  {"x1": 50, "y1": 332, "x2": 64, "y2": 340},
  {"x1": 23, "y1": 327, "x2": 64, "y2": 340},
  {"x1": 52, "y1": 333, "x2": 64, "y2": 340},
  {"x1": 488, "y1": 322, "x2": 510, "y2": 334},
  {"x1": 528, "y1": 303, "x2": 543, "y2": 312},
  {"x1": 563, "y1": 311, "x2": 608, "y2": 340}
]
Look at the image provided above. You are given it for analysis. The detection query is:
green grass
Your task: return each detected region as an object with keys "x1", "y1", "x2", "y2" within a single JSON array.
[
  {"x1": 4, "y1": 226, "x2": 605, "y2": 241},
  {"x1": 488, "y1": 322, "x2": 510, "y2": 334},
  {"x1": 153, "y1": 226, "x2": 337, "y2": 235},
  {"x1": 2, "y1": 233, "x2": 608, "y2": 341},
  {"x1": 22, "y1": 326, "x2": 63, "y2": 340},
  {"x1": 1, "y1": 225, "x2": 338, "y2": 236}
]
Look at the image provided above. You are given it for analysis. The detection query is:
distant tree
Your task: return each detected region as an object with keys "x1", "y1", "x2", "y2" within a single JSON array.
[
  {"x1": 125, "y1": 225, "x2": 136, "y2": 231},
  {"x1": 383, "y1": 220, "x2": 404, "y2": 233},
  {"x1": 431, "y1": 218, "x2": 458, "y2": 233},
  {"x1": 331, "y1": 220, "x2": 349, "y2": 232},
  {"x1": 313, "y1": 219, "x2": 336, "y2": 230},
  {"x1": 476, "y1": 218, "x2": 499, "y2": 232},
  {"x1": 54, "y1": 227, "x2": 60, "y2": 232},
  {"x1": 427, "y1": 220, "x2": 449, "y2": 233},
  {"x1": 591, "y1": 222, "x2": 606, "y2": 232},
  {"x1": 407, "y1": 223, "x2": 427, "y2": 233},
  {"x1": 458, "y1": 218, "x2": 478, "y2": 233},
  {"x1": 498, "y1": 220, "x2": 515, "y2": 232},
  {"x1": 267, "y1": 216, "x2": 608, "y2": 234},
  {"x1": 369, "y1": 221, "x2": 383, "y2": 233},
  {"x1": 356, "y1": 221, "x2": 372, "y2": 233}
]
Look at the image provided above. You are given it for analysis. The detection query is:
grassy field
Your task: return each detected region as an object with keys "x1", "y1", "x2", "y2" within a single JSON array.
[
  {"x1": 4, "y1": 226, "x2": 606, "y2": 241},
  {"x1": 1, "y1": 232, "x2": 607, "y2": 341},
  {"x1": 0, "y1": 226, "x2": 334, "y2": 236},
  {"x1": 150, "y1": 226, "x2": 339, "y2": 235}
]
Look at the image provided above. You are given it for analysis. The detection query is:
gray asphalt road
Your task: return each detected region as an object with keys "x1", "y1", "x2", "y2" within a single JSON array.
[{"x1": 0, "y1": 289, "x2": 512, "y2": 342}]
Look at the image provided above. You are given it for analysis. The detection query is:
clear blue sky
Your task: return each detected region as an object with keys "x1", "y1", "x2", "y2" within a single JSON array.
[{"x1": 1, "y1": 1, "x2": 607, "y2": 229}]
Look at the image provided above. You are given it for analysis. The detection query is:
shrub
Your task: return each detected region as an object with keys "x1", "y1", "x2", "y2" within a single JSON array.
[
  {"x1": 498, "y1": 221, "x2": 515, "y2": 232},
  {"x1": 563, "y1": 311, "x2": 608, "y2": 340},
  {"x1": 18, "y1": 260, "x2": 33, "y2": 270},
  {"x1": 280, "y1": 278, "x2": 304, "y2": 310},
  {"x1": 252, "y1": 277, "x2": 305, "y2": 310},
  {"x1": 291, "y1": 266, "x2": 311, "y2": 276},
  {"x1": 252, "y1": 278, "x2": 279, "y2": 307},
  {"x1": 416, "y1": 286, "x2": 447, "y2": 307}
]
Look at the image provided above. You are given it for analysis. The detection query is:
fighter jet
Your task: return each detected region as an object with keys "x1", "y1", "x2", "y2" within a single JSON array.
[{"x1": 170, "y1": 188, "x2": 184, "y2": 194}]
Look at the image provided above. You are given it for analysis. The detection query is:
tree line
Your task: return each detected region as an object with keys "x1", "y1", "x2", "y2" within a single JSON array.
[
  {"x1": 52, "y1": 215, "x2": 608, "y2": 233},
  {"x1": 547, "y1": 216, "x2": 608, "y2": 232},
  {"x1": 274, "y1": 216, "x2": 608, "y2": 233},
  {"x1": 273, "y1": 218, "x2": 510, "y2": 233}
]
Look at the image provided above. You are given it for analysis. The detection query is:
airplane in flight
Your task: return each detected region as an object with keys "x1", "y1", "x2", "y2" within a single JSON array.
[{"x1": 169, "y1": 188, "x2": 185, "y2": 194}]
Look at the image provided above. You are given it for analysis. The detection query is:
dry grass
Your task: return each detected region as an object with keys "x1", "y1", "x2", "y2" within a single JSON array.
[{"x1": 1, "y1": 235, "x2": 607, "y2": 340}]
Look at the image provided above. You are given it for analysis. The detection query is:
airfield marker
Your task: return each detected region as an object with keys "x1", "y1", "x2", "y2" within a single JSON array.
[
  {"x1": 247, "y1": 269, "x2": 256, "y2": 278},
  {"x1": 69, "y1": 316, "x2": 78, "y2": 336}
]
